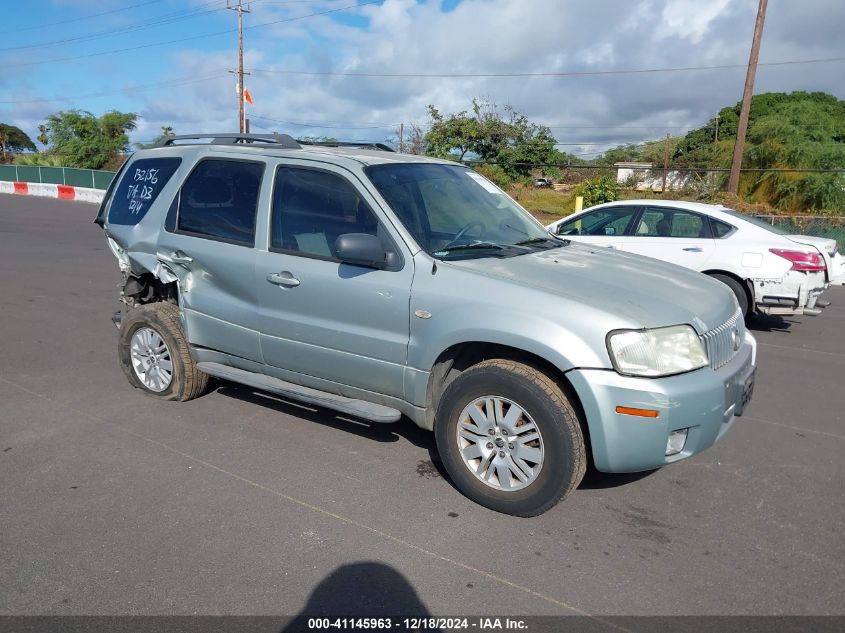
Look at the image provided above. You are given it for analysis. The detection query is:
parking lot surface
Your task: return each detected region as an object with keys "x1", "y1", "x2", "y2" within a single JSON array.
[{"x1": 1, "y1": 196, "x2": 843, "y2": 617}]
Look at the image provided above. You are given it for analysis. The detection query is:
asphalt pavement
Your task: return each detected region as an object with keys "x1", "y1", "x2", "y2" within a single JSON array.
[{"x1": 1, "y1": 195, "x2": 843, "y2": 619}]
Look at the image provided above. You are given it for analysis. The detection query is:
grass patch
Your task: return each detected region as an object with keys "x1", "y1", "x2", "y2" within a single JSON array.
[{"x1": 507, "y1": 183, "x2": 577, "y2": 223}]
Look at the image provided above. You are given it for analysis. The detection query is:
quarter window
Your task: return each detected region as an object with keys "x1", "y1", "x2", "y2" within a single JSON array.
[
  {"x1": 634, "y1": 208, "x2": 708, "y2": 238},
  {"x1": 711, "y1": 219, "x2": 736, "y2": 238},
  {"x1": 108, "y1": 157, "x2": 181, "y2": 225},
  {"x1": 176, "y1": 159, "x2": 263, "y2": 245},
  {"x1": 271, "y1": 167, "x2": 381, "y2": 258}
]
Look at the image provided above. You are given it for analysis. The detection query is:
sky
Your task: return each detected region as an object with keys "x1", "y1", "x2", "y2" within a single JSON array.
[{"x1": 1, "y1": 0, "x2": 844, "y2": 157}]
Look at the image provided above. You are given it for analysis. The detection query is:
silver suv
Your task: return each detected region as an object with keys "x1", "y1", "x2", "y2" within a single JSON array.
[{"x1": 96, "y1": 133, "x2": 757, "y2": 516}]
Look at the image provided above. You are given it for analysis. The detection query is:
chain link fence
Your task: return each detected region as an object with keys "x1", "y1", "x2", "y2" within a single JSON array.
[{"x1": 753, "y1": 215, "x2": 845, "y2": 247}]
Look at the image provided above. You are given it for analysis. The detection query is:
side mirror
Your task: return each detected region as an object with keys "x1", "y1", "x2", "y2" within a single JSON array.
[
  {"x1": 604, "y1": 226, "x2": 616, "y2": 236},
  {"x1": 334, "y1": 233, "x2": 389, "y2": 268}
]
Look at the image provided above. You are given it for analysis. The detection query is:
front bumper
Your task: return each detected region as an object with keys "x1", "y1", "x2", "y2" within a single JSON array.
[{"x1": 567, "y1": 334, "x2": 756, "y2": 473}]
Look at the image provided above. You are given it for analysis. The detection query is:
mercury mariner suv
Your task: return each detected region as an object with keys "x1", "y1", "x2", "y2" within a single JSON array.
[{"x1": 95, "y1": 133, "x2": 757, "y2": 516}]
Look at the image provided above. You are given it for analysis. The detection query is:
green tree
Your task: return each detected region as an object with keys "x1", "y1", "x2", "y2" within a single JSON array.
[
  {"x1": 135, "y1": 125, "x2": 176, "y2": 150},
  {"x1": 596, "y1": 92, "x2": 845, "y2": 212},
  {"x1": 0, "y1": 123, "x2": 36, "y2": 161},
  {"x1": 424, "y1": 100, "x2": 557, "y2": 178},
  {"x1": 37, "y1": 124, "x2": 49, "y2": 147},
  {"x1": 425, "y1": 104, "x2": 484, "y2": 161},
  {"x1": 676, "y1": 92, "x2": 845, "y2": 211},
  {"x1": 42, "y1": 109, "x2": 138, "y2": 169}
]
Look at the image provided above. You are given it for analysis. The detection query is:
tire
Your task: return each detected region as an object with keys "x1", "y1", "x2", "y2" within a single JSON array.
[
  {"x1": 434, "y1": 359, "x2": 586, "y2": 517},
  {"x1": 709, "y1": 273, "x2": 750, "y2": 318},
  {"x1": 118, "y1": 302, "x2": 209, "y2": 402}
]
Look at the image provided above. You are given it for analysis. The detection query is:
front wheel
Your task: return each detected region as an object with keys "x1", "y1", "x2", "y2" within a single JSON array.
[{"x1": 434, "y1": 359, "x2": 586, "y2": 517}]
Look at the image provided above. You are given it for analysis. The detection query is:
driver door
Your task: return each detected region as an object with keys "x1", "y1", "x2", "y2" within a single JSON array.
[
  {"x1": 255, "y1": 162, "x2": 413, "y2": 399},
  {"x1": 555, "y1": 206, "x2": 640, "y2": 250}
]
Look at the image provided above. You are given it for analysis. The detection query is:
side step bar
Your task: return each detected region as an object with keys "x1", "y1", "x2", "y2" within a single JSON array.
[{"x1": 196, "y1": 362, "x2": 401, "y2": 423}]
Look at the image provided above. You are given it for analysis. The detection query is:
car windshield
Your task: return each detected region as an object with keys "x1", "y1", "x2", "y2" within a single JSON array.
[
  {"x1": 365, "y1": 163, "x2": 558, "y2": 258},
  {"x1": 718, "y1": 207, "x2": 788, "y2": 235}
]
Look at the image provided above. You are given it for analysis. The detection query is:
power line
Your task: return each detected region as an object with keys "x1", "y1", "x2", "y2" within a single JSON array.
[
  {"x1": 0, "y1": 0, "x2": 230, "y2": 53},
  {"x1": 0, "y1": 1, "x2": 381, "y2": 70},
  {"x1": 9, "y1": 0, "x2": 164, "y2": 33},
  {"x1": 250, "y1": 113, "x2": 394, "y2": 129},
  {"x1": 249, "y1": 56, "x2": 845, "y2": 78},
  {"x1": 0, "y1": 72, "x2": 230, "y2": 105}
]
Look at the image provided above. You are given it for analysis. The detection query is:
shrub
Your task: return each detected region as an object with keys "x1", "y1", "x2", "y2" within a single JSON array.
[
  {"x1": 13, "y1": 152, "x2": 65, "y2": 167},
  {"x1": 579, "y1": 175, "x2": 619, "y2": 207}
]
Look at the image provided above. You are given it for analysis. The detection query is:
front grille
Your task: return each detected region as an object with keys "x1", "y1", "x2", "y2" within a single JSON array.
[{"x1": 700, "y1": 309, "x2": 744, "y2": 370}]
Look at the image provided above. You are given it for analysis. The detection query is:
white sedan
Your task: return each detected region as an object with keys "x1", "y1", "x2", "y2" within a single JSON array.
[{"x1": 546, "y1": 200, "x2": 843, "y2": 318}]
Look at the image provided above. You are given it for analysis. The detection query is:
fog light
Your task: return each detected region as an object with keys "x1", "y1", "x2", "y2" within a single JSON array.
[{"x1": 666, "y1": 429, "x2": 689, "y2": 456}]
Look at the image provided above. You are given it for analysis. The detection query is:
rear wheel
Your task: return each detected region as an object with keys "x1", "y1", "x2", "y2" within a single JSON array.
[
  {"x1": 709, "y1": 273, "x2": 750, "y2": 318},
  {"x1": 434, "y1": 359, "x2": 586, "y2": 517},
  {"x1": 118, "y1": 302, "x2": 208, "y2": 401}
]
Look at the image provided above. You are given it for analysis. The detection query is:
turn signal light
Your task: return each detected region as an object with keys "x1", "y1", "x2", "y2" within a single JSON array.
[
  {"x1": 769, "y1": 249, "x2": 825, "y2": 272},
  {"x1": 615, "y1": 406, "x2": 659, "y2": 418}
]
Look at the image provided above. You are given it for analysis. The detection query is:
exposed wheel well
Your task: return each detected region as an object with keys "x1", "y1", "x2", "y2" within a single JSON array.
[
  {"x1": 424, "y1": 342, "x2": 591, "y2": 455},
  {"x1": 702, "y1": 269, "x2": 754, "y2": 311},
  {"x1": 121, "y1": 272, "x2": 179, "y2": 307}
]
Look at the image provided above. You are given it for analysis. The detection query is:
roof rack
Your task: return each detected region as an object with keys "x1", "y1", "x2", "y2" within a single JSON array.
[
  {"x1": 152, "y1": 133, "x2": 301, "y2": 149},
  {"x1": 296, "y1": 140, "x2": 395, "y2": 152}
]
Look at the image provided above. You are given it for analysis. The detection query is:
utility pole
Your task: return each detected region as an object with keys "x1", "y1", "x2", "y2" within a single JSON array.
[
  {"x1": 398, "y1": 123, "x2": 404, "y2": 153},
  {"x1": 712, "y1": 113, "x2": 721, "y2": 186},
  {"x1": 728, "y1": 0, "x2": 767, "y2": 194},
  {"x1": 661, "y1": 133, "x2": 670, "y2": 193},
  {"x1": 228, "y1": 0, "x2": 251, "y2": 133}
]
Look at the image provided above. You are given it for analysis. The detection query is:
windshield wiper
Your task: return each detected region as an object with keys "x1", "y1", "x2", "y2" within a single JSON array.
[
  {"x1": 514, "y1": 235, "x2": 570, "y2": 248},
  {"x1": 435, "y1": 241, "x2": 507, "y2": 255}
]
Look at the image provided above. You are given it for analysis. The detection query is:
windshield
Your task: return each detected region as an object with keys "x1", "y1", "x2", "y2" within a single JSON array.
[
  {"x1": 365, "y1": 163, "x2": 557, "y2": 258},
  {"x1": 718, "y1": 207, "x2": 788, "y2": 235}
]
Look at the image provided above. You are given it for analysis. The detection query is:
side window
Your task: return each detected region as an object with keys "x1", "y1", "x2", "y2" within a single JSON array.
[
  {"x1": 711, "y1": 218, "x2": 736, "y2": 238},
  {"x1": 634, "y1": 207, "x2": 708, "y2": 238},
  {"x1": 558, "y1": 207, "x2": 637, "y2": 236},
  {"x1": 176, "y1": 159, "x2": 263, "y2": 245},
  {"x1": 271, "y1": 167, "x2": 381, "y2": 258},
  {"x1": 107, "y1": 157, "x2": 181, "y2": 225}
]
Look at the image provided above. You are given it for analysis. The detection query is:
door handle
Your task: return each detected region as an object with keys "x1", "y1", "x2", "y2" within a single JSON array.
[
  {"x1": 683, "y1": 247, "x2": 703, "y2": 252},
  {"x1": 267, "y1": 271, "x2": 300, "y2": 287}
]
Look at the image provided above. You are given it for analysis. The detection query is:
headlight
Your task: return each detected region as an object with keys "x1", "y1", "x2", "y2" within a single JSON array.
[{"x1": 607, "y1": 325, "x2": 708, "y2": 377}]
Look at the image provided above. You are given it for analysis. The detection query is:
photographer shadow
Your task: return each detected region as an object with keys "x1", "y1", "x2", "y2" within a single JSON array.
[{"x1": 284, "y1": 562, "x2": 439, "y2": 632}]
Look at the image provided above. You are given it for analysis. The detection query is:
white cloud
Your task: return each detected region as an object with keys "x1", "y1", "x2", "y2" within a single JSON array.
[
  {"x1": 3, "y1": 0, "x2": 844, "y2": 154},
  {"x1": 658, "y1": 0, "x2": 733, "y2": 43}
]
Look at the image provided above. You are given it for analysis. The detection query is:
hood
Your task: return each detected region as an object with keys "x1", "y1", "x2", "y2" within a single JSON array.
[
  {"x1": 786, "y1": 234, "x2": 837, "y2": 257},
  {"x1": 450, "y1": 243, "x2": 738, "y2": 333}
]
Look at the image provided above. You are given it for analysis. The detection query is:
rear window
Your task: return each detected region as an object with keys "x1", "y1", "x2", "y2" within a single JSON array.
[{"x1": 107, "y1": 158, "x2": 181, "y2": 225}]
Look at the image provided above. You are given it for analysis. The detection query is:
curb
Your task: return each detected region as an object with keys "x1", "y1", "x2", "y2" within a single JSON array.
[{"x1": 0, "y1": 181, "x2": 104, "y2": 204}]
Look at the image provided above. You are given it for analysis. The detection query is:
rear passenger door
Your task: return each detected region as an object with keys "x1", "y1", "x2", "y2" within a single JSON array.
[
  {"x1": 255, "y1": 163, "x2": 413, "y2": 399},
  {"x1": 157, "y1": 157, "x2": 265, "y2": 362},
  {"x1": 623, "y1": 206, "x2": 716, "y2": 270}
]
